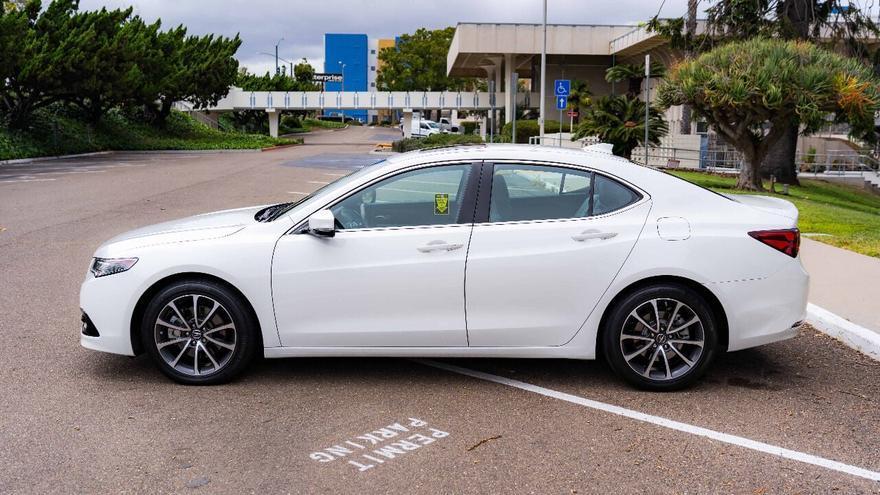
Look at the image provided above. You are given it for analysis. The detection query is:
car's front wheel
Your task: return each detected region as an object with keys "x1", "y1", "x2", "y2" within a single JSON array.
[
  {"x1": 141, "y1": 279, "x2": 258, "y2": 385},
  {"x1": 602, "y1": 284, "x2": 718, "y2": 391}
]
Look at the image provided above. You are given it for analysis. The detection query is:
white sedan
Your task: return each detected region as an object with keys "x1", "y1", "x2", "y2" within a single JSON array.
[{"x1": 80, "y1": 144, "x2": 808, "y2": 390}]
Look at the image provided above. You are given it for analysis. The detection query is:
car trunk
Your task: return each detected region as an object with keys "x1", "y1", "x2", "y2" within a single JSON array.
[{"x1": 723, "y1": 194, "x2": 799, "y2": 225}]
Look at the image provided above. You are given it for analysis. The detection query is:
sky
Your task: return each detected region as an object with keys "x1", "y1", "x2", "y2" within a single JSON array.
[{"x1": 78, "y1": 0, "x2": 694, "y2": 75}]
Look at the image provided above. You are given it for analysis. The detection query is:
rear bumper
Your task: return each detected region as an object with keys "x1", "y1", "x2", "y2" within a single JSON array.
[{"x1": 707, "y1": 258, "x2": 809, "y2": 352}]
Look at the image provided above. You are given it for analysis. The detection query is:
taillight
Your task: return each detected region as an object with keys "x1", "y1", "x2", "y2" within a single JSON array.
[{"x1": 748, "y1": 229, "x2": 800, "y2": 257}]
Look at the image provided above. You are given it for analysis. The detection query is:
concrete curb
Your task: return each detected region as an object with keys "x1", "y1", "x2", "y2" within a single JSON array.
[
  {"x1": 0, "y1": 151, "x2": 113, "y2": 166},
  {"x1": 806, "y1": 303, "x2": 880, "y2": 361},
  {"x1": 0, "y1": 147, "x2": 292, "y2": 166}
]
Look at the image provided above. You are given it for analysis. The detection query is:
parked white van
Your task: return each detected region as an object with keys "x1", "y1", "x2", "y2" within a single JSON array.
[{"x1": 400, "y1": 119, "x2": 441, "y2": 138}]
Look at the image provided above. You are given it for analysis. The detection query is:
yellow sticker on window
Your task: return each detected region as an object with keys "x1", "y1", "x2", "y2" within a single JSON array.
[{"x1": 434, "y1": 193, "x2": 449, "y2": 215}]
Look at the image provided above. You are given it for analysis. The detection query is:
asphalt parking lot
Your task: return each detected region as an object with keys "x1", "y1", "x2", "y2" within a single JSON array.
[{"x1": 1, "y1": 126, "x2": 878, "y2": 494}]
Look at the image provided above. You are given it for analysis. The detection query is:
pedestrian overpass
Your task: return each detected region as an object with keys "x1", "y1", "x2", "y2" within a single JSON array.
[{"x1": 197, "y1": 87, "x2": 539, "y2": 137}]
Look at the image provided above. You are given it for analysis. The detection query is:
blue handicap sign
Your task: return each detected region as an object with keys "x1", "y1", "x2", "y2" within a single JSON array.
[
  {"x1": 556, "y1": 95, "x2": 567, "y2": 110},
  {"x1": 554, "y1": 79, "x2": 570, "y2": 96}
]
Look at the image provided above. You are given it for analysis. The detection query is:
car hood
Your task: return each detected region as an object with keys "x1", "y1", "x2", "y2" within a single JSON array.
[{"x1": 103, "y1": 205, "x2": 266, "y2": 248}]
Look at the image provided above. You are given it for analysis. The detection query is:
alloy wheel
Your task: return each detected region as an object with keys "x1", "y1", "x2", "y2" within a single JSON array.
[
  {"x1": 618, "y1": 298, "x2": 705, "y2": 381},
  {"x1": 153, "y1": 294, "x2": 237, "y2": 377}
]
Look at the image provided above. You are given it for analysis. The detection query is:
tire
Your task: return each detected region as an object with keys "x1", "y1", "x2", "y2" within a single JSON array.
[
  {"x1": 141, "y1": 279, "x2": 258, "y2": 385},
  {"x1": 602, "y1": 284, "x2": 718, "y2": 391}
]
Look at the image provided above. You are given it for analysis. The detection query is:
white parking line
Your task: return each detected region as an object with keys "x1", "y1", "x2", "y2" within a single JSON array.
[
  {"x1": 288, "y1": 191, "x2": 309, "y2": 195},
  {"x1": 417, "y1": 359, "x2": 880, "y2": 482},
  {"x1": 0, "y1": 178, "x2": 57, "y2": 184},
  {"x1": 307, "y1": 180, "x2": 330, "y2": 185}
]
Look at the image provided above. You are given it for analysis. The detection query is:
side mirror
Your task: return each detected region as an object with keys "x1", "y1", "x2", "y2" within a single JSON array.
[{"x1": 308, "y1": 209, "x2": 336, "y2": 237}]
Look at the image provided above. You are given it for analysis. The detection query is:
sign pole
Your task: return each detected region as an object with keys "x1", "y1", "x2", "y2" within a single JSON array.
[
  {"x1": 539, "y1": 0, "x2": 547, "y2": 141},
  {"x1": 558, "y1": 107, "x2": 562, "y2": 147},
  {"x1": 511, "y1": 71, "x2": 518, "y2": 143},
  {"x1": 644, "y1": 54, "x2": 650, "y2": 166}
]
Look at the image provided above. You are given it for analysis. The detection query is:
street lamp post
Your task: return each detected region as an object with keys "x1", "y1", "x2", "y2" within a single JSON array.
[
  {"x1": 275, "y1": 37, "x2": 285, "y2": 75},
  {"x1": 259, "y1": 52, "x2": 295, "y2": 79},
  {"x1": 338, "y1": 61, "x2": 346, "y2": 124}
]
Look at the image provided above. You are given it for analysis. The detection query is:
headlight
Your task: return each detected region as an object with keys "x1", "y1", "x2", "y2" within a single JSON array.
[{"x1": 90, "y1": 257, "x2": 138, "y2": 278}]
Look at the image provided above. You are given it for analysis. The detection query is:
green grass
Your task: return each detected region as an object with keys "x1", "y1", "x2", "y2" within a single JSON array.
[
  {"x1": 0, "y1": 109, "x2": 297, "y2": 161},
  {"x1": 669, "y1": 170, "x2": 880, "y2": 258}
]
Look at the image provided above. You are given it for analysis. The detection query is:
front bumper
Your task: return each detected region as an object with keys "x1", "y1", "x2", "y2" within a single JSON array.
[{"x1": 79, "y1": 273, "x2": 138, "y2": 356}]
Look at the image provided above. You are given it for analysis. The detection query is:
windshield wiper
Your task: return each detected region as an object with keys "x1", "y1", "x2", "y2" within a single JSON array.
[{"x1": 255, "y1": 202, "x2": 295, "y2": 222}]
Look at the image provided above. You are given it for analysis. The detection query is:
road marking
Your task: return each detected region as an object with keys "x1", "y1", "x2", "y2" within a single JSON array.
[
  {"x1": 417, "y1": 359, "x2": 880, "y2": 482},
  {"x1": 322, "y1": 172, "x2": 348, "y2": 177},
  {"x1": 0, "y1": 178, "x2": 57, "y2": 184},
  {"x1": 288, "y1": 191, "x2": 310, "y2": 195},
  {"x1": 307, "y1": 180, "x2": 330, "y2": 185},
  {"x1": 308, "y1": 417, "x2": 449, "y2": 473}
]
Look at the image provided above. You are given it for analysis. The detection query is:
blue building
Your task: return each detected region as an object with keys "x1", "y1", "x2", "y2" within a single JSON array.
[{"x1": 324, "y1": 33, "x2": 368, "y2": 122}]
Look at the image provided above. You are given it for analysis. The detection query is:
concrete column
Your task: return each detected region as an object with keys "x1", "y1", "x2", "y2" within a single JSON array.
[
  {"x1": 480, "y1": 114, "x2": 487, "y2": 140},
  {"x1": 266, "y1": 109, "x2": 279, "y2": 138},
  {"x1": 450, "y1": 109, "x2": 458, "y2": 124},
  {"x1": 480, "y1": 57, "x2": 502, "y2": 138},
  {"x1": 402, "y1": 109, "x2": 413, "y2": 139},
  {"x1": 504, "y1": 53, "x2": 515, "y2": 125}
]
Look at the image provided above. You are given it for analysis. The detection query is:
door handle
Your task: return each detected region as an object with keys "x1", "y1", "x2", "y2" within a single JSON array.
[
  {"x1": 572, "y1": 230, "x2": 618, "y2": 242},
  {"x1": 417, "y1": 240, "x2": 464, "y2": 253}
]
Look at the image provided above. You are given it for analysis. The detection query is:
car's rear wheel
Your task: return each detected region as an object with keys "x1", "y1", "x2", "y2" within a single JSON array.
[
  {"x1": 141, "y1": 280, "x2": 257, "y2": 385},
  {"x1": 602, "y1": 284, "x2": 718, "y2": 391}
]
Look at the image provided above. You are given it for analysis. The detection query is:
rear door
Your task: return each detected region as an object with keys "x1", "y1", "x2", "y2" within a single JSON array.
[{"x1": 465, "y1": 162, "x2": 651, "y2": 347}]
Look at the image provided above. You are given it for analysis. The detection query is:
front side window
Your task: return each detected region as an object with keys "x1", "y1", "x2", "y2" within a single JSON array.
[
  {"x1": 488, "y1": 164, "x2": 639, "y2": 222},
  {"x1": 331, "y1": 165, "x2": 473, "y2": 229}
]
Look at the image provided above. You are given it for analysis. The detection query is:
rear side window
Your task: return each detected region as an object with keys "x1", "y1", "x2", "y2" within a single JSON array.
[
  {"x1": 488, "y1": 164, "x2": 640, "y2": 222},
  {"x1": 592, "y1": 174, "x2": 641, "y2": 215}
]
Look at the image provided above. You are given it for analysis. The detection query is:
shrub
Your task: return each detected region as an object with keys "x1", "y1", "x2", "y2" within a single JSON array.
[
  {"x1": 461, "y1": 121, "x2": 479, "y2": 135},
  {"x1": 392, "y1": 133, "x2": 483, "y2": 152}
]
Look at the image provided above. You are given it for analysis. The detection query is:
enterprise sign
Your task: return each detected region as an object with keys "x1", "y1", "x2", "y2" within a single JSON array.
[{"x1": 313, "y1": 73, "x2": 343, "y2": 83}]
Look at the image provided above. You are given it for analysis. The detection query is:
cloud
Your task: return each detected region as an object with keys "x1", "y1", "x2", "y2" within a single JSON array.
[{"x1": 78, "y1": 0, "x2": 692, "y2": 75}]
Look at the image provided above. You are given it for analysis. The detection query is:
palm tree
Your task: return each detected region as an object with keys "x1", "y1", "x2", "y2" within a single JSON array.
[
  {"x1": 605, "y1": 61, "x2": 666, "y2": 97},
  {"x1": 572, "y1": 95, "x2": 668, "y2": 160},
  {"x1": 566, "y1": 80, "x2": 592, "y2": 122}
]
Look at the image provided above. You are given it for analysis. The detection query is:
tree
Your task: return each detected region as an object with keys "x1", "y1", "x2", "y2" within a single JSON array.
[
  {"x1": 69, "y1": 10, "x2": 162, "y2": 123},
  {"x1": 294, "y1": 58, "x2": 316, "y2": 85},
  {"x1": 566, "y1": 80, "x2": 591, "y2": 122},
  {"x1": 605, "y1": 61, "x2": 666, "y2": 97},
  {"x1": 146, "y1": 31, "x2": 241, "y2": 124},
  {"x1": 650, "y1": 0, "x2": 880, "y2": 185},
  {"x1": 572, "y1": 95, "x2": 668, "y2": 160},
  {"x1": 658, "y1": 38, "x2": 879, "y2": 190},
  {"x1": 0, "y1": 0, "x2": 88, "y2": 128},
  {"x1": 376, "y1": 27, "x2": 473, "y2": 91}
]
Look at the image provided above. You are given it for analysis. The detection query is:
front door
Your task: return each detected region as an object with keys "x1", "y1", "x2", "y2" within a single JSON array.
[
  {"x1": 465, "y1": 163, "x2": 651, "y2": 347},
  {"x1": 272, "y1": 162, "x2": 479, "y2": 347}
]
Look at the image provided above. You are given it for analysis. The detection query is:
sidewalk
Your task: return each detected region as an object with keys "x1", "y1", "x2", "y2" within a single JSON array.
[{"x1": 800, "y1": 237, "x2": 880, "y2": 336}]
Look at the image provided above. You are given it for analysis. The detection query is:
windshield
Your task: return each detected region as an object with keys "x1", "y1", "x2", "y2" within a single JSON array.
[
  {"x1": 427, "y1": 122, "x2": 440, "y2": 129},
  {"x1": 255, "y1": 159, "x2": 387, "y2": 222}
]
